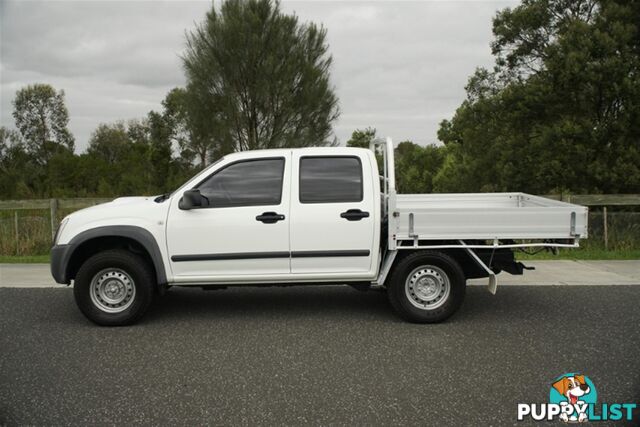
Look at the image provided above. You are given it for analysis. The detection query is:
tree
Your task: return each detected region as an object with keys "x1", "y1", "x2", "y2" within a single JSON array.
[
  {"x1": 162, "y1": 87, "x2": 219, "y2": 167},
  {"x1": 147, "y1": 110, "x2": 180, "y2": 191},
  {"x1": 87, "y1": 122, "x2": 130, "y2": 164},
  {"x1": 437, "y1": 0, "x2": 640, "y2": 194},
  {"x1": 183, "y1": 0, "x2": 339, "y2": 152},
  {"x1": 0, "y1": 127, "x2": 27, "y2": 197},
  {"x1": 85, "y1": 118, "x2": 187, "y2": 196},
  {"x1": 85, "y1": 121, "x2": 150, "y2": 195},
  {"x1": 1, "y1": 84, "x2": 196, "y2": 199},
  {"x1": 345, "y1": 129, "x2": 446, "y2": 193},
  {"x1": 491, "y1": 0, "x2": 598, "y2": 78},
  {"x1": 395, "y1": 141, "x2": 446, "y2": 194},
  {"x1": 0, "y1": 127, "x2": 22, "y2": 165},
  {"x1": 12, "y1": 83, "x2": 75, "y2": 163},
  {"x1": 346, "y1": 127, "x2": 377, "y2": 148}
]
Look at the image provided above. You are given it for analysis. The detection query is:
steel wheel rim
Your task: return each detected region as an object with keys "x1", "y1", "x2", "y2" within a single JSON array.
[
  {"x1": 89, "y1": 268, "x2": 136, "y2": 313},
  {"x1": 405, "y1": 265, "x2": 450, "y2": 310}
]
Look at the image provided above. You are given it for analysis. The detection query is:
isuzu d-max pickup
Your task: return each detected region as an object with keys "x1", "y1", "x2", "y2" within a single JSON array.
[{"x1": 50, "y1": 138, "x2": 588, "y2": 326}]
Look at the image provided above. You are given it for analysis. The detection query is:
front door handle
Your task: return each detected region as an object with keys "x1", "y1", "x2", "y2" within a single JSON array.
[
  {"x1": 256, "y1": 212, "x2": 285, "y2": 224},
  {"x1": 340, "y1": 209, "x2": 370, "y2": 221}
]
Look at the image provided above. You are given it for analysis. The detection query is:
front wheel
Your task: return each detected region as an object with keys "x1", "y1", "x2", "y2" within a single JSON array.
[
  {"x1": 387, "y1": 251, "x2": 466, "y2": 323},
  {"x1": 74, "y1": 250, "x2": 155, "y2": 326}
]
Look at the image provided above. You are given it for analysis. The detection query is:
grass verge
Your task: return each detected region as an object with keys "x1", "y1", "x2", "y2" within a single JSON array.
[
  {"x1": 0, "y1": 255, "x2": 50, "y2": 263},
  {"x1": 516, "y1": 248, "x2": 640, "y2": 260}
]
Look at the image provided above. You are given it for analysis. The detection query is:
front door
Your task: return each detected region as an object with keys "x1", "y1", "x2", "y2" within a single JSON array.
[{"x1": 167, "y1": 153, "x2": 291, "y2": 280}]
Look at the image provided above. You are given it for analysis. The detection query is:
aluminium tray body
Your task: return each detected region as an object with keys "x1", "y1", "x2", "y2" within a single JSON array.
[{"x1": 391, "y1": 193, "x2": 588, "y2": 242}]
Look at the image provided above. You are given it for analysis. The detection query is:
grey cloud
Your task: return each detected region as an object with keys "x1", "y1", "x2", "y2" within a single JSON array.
[
  {"x1": 1, "y1": 1, "x2": 205, "y2": 87},
  {"x1": 283, "y1": 1, "x2": 514, "y2": 145},
  {"x1": 1, "y1": 0, "x2": 518, "y2": 151}
]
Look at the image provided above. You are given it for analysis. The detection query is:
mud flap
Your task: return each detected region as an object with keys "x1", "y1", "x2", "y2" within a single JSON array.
[
  {"x1": 459, "y1": 240, "x2": 499, "y2": 294},
  {"x1": 487, "y1": 273, "x2": 497, "y2": 295}
]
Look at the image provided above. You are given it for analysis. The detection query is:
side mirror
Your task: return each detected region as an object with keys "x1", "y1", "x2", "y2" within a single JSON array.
[{"x1": 179, "y1": 189, "x2": 203, "y2": 210}]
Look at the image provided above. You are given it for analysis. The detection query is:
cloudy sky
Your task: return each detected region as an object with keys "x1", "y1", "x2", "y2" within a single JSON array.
[{"x1": 0, "y1": 0, "x2": 518, "y2": 152}]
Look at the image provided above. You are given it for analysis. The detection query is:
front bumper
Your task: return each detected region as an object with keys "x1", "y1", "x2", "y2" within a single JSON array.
[{"x1": 50, "y1": 244, "x2": 73, "y2": 284}]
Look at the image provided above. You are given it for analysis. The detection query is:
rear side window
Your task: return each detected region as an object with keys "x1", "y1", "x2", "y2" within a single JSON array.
[
  {"x1": 299, "y1": 156, "x2": 363, "y2": 203},
  {"x1": 197, "y1": 158, "x2": 284, "y2": 208}
]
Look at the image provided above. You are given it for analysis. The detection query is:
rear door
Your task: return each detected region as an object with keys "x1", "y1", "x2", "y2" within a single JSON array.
[{"x1": 289, "y1": 151, "x2": 376, "y2": 276}]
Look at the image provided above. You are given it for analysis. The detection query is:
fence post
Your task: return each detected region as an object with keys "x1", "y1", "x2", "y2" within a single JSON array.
[
  {"x1": 50, "y1": 198, "x2": 58, "y2": 241},
  {"x1": 14, "y1": 211, "x2": 19, "y2": 256},
  {"x1": 603, "y1": 206, "x2": 608, "y2": 251}
]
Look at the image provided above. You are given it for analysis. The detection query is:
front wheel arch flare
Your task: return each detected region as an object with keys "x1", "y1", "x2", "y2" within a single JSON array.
[{"x1": 64, "y1": 226, "x2": 167, "y2": 285}]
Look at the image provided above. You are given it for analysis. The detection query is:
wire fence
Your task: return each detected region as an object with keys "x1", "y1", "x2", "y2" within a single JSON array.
[
  {"x1": 0, "y1": 198, "x2": 111, "y2": 256},
  {"x1": 582, "y1": 211, "x2": 640, "y2": 250},
  {"x1": 0, "y1": 196, "x2": 639, "y2": 256}
]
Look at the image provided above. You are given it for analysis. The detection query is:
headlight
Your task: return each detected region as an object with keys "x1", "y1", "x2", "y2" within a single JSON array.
[{"x1": 54, "y1": 217, "x2": 70, "y2": 245}]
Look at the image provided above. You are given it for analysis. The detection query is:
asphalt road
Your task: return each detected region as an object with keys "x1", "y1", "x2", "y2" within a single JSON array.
[{"x1": 1, "y1": 285, "x2": 639, "y2": 426}]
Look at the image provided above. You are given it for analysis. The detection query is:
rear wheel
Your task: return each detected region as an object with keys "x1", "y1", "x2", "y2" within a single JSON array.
[
  {"x1": 74, "y1": 250, "x2": 155, "y2": 326},
  {"x1": 387, "y1": 251, "x2": 465, "y2": 323}
]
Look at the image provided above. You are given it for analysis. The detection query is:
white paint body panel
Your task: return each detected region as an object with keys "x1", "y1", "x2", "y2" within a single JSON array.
[
  {"x1": 56, "y1": 196, "x2": 173, "y2": 281},
  {"x1": 57, "y1": 142, "x2": 588, "y2": 287},
  {"x1": 289, "y1": 149, "x2": 380, "y2": 276},
  {"x1": 166, "y1": 150, "x2": 292, "y2": 278}
]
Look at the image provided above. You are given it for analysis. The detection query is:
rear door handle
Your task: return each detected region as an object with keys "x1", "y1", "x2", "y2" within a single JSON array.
[
  {"x1": 256, "y1": 212, "x2": 285, "y2": 224},
  {"x1": 340, "y1": 209, "x2": 370, "y2": 221}
]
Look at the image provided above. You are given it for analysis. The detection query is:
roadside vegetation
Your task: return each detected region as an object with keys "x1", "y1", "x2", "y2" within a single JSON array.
[
  {"x1": 517, "y1": 249, "x2": 640, "y2": 261},
  {"x1": 0, "y1": 255, "x2": 50, "y2": 264},
  {"x1": 1, "y1": 0, "x2": 639, "y2": 258}
]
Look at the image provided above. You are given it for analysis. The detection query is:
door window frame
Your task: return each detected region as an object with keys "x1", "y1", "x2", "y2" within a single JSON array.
[
  {"x1": 298, "y1": 155, "x2": 364, "y2": 204},
  {"x1": 194, "y1": 156, "x2": 286, "y2": 209}
]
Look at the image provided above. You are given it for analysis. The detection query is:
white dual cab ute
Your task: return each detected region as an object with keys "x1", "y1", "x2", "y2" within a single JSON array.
[{"x1": 51, "y1": 138, "x2": 588, "y2": 326}]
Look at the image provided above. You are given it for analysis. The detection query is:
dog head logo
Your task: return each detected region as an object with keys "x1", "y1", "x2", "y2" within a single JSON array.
[
  {"x1": 549, "y1": 373, "x2": 597, "y2": 423},
  {"x1": 553, "y1": 375, "x2": 590, "y2": 405}
]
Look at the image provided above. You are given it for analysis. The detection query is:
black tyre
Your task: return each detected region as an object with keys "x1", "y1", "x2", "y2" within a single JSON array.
[
  {"x1": 387, "y1": 251, "x2": 465, "y2": 323},
  {"x1": 74, "y1": 250, "x2": 155, "y2": 326}
]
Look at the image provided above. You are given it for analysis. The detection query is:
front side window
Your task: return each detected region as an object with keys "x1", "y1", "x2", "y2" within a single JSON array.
[
  {"x1": 299, "y1": 156, "x2": 363, "y2": 203},
  {"x1": 197, "y1": 158, "x2": 284, "y2": 208}
]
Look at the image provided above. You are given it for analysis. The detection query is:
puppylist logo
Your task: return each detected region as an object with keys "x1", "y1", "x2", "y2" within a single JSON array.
[
  {"x1": 550, "y1": 374, "x2": 596, "y2": 422},
  {"x1": 517, "y1": 373, "x2": 638, "y2": 423}
]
